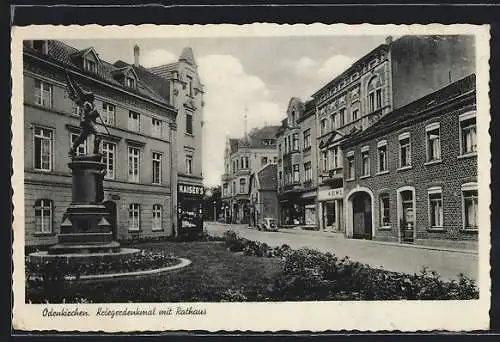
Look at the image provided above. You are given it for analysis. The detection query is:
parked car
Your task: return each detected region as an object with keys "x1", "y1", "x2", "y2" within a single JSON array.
[{"x1": 257, "y1": 218, "x2": 279, "y2": 232}]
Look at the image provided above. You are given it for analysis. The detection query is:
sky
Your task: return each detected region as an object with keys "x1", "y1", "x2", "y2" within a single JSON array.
[{"x1": 64, "y1": 35, "x2": 388, "y2": 186}]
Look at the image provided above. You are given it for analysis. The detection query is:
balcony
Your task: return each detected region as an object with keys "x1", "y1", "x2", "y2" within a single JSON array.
[
  {"x1": 235, "y1": 168, "x2": 251, "y2": 176},
  {"x1": 320, "y1": 168, "x2": 344, "y2": 187},
  {"x1": 283, "y1": 182, "x2": 304, "y2": 193},
  {"x1": 221, "y1": 173, "x2": 231, "y2": 182}
]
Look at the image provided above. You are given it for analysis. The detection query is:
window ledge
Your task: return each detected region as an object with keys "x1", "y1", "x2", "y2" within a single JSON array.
[
  {"x1": 397, "y1": 166, "x2": 412, "y2": 172},
  {"x1": 184, "y1": 132, "x2": 194, "y2": 137},
  {"x1": 302, "y1": 146, "x2": 312, "y2": 152},
  {"x1": 460, "y1": 228, "x2": 478, "y2": 233},
  {"x1": 458, "y1": 153, "x2": 477, "y2": 160},
  {"x1": 424, "y1": 159, "x2": 442, "y2": 166},
  {"x1": 360, "y1": 175, "x2": 371, "y2": 179},
  {"x1": 427, "y1": 227, "x2": 445, "y2": 232},
  {"x1": 346, "y1": 177, "x2": 356, "y2": 182},
  {"x1": 378, "y1": 225, "x2": 392, "y2": 231},
  {"x1": 33, "y1": 232, "x2": 56, "y2": 237},
  {"x1": 376, "y1": 170, "x2": 390, "y2": 176},
  {"x1": 152, "y1": 229, "x2": 165, "y2": 232},
  {"x1": 128, "y1": 229, "x2": 143, "y2": 233},
  {"x1": 152, "y1": 182, "x2": 162, "y2": 186}
]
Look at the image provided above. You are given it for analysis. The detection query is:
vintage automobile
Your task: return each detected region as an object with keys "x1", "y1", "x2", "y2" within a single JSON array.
[{"x1": 257, "y1": 217, "x2": 279, "y2": 232}]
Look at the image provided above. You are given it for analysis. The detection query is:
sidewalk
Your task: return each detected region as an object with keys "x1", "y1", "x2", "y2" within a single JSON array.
[{"x1": 277, "y1": 226, "x2": 478, "y2": 255}]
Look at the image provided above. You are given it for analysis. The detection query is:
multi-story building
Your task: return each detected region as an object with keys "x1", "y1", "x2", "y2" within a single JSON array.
[
  {"x1": 249, "y1": 163, "x2": 279, "y2": 226},
  {"x1": 312, "y1": 35, "x2": 475, "y2": 232},
  {"x1": 340, "y1": 74, "x2": 477, "y2": 250},
  {"x1": 23, "y1": 40, "x2": 178, "y2": 246},
  {"x1": 276, "y1": 98, "x2": 318, "y2": 227},
  {"x1": 220, "y1": 125, "x2": 281, "y2": 223},
  {"x1": 147, "y1": 47, "x2": 205, "y2": 234}
]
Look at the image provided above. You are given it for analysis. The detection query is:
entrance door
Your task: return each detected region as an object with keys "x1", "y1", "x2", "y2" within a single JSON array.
[
  {"x1": 352, "y1": 192, "x2": 372, "y2": 239},
  {"x1": 400, "y1": 190, "x2": 415, "y2": 243},
  {"x1": 103, "y1": 201, "x2": 117, "y2": 240}
]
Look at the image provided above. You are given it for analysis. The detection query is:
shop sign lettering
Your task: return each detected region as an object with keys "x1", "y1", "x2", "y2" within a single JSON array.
[
  {"x1": 318, "y1": 188, "x2": 343, "y2": 200},
  {"x1": 178, "y1": 184, "x2": 205, "y2": 196}
]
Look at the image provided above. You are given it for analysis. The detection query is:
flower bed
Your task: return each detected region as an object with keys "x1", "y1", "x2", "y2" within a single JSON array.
[
  {"x1": 219, "y1": 231, "x2": 479, "y2": 300},
  {"x1": 26, "y1": 250, "x2": 180, "y2": 280}
]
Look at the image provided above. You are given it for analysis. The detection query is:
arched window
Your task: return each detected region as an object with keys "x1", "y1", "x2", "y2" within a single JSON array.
[
  {"x1": 367, "y1": 76, "x2": 382, "y2": 112},
  {"x1": 34, "y1": 199, "x2": 53, "y2": 233}
]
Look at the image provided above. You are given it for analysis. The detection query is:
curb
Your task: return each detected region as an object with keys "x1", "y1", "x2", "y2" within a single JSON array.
[
  {"x1": 279, "y1": 229, "x2": 478, "y2": 255},
  {"x1": 64, "y1": 258, "x2": 192, "y2": 281}
]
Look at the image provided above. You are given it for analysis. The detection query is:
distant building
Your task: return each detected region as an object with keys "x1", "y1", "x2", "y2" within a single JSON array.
[
  {"x1": 220, "y1": 125, "x2": 281, "y2": 223},
  {"x1": 276, "y1": 98, "x2": 318, "y2": 227},
  {"x1": 147, "y1": 47, "x2": 205, "y2": 234},
  {"x1": 312, "y1": 35, "x2": 476, "y2": 232},
  {"x1": 23, "y1": 40, "x2": 178, "y2": 246},
  {"x1": 249, "y1": 164, "x2": 279, "y2": 226},
  {"x1": 341, "y1": 74, "x2": 477, "y2": 250}
]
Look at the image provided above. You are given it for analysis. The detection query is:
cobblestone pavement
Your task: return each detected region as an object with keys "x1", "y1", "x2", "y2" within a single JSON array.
[{"x1": 205, "y1": 222, "x2": 479, "y2": 281}]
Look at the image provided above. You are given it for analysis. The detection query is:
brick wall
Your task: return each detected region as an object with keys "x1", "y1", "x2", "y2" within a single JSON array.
[{"x1": 343, "y1": 100, "x2": 477, "y2": 247}]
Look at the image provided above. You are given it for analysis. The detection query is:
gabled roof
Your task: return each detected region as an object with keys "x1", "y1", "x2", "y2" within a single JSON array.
[
  {"x1": 114, "y1": 60, "x2": 171, "y2": 104},
  {"x1": 247, "y1": 125, "x2": 281, "y2": 149},
  {"x1": 319, "y1": 130, "x2": 345, "y2": 149},
  {"x1": 179, "y1": 47, "x2": 197, "y2": 67},
  {"x1": 111, "y1": 65, "x2": 139, "y2": 81},
  {"x1": 23, "y1": 40, "x2": 171, "y2": 107},
  {"x1": 257, "y1": 164, "x2": 278, "y2": 191},
  {"x1": 286, "y1": 97, "x2": 304, "y2": 114},
  {"x1": 71, "y1": 46, "x2": 101, "y2": 64},
  {"x1": 147, "y1": 62, "x2": 179, "y2": 79},
  {"x1": 228, "y1": 125, "x2": 281, "y2": 154}
]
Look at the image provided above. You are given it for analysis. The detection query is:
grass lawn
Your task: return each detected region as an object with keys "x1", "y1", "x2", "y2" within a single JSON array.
[{"x1": 27, "y1": 241, "x2": 283, "y2": 303}]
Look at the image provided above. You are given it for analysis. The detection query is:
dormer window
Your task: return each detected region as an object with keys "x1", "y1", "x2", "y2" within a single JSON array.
[
  {"x1": 33, "y1": 40, "x2": 48, "y2": 54},
  {"x1": 84, "y1": 58, "x2": 97, "y2": 73},
  {"x1": 126, "y1": 77, "x2": 136, "y2": 89}
]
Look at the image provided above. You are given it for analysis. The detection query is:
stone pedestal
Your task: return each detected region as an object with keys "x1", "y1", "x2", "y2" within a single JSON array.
[{"x1": 49, "y1": 154, "x2": 121, "y2": 255}]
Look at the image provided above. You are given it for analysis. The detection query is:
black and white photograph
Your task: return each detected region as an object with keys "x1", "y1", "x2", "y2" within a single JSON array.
[{"x1": 11, "y1": 23, "x2": 490, "y2": 332}]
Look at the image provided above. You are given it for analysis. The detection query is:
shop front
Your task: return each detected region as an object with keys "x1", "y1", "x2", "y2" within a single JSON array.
[
  {"x1": 178, "y1": 183, "x2": 204, "y2": 237},
  {"x1": 301, "y1": 191, "x2": 317, "y2": 227},
  {"x1": 317, "y1": 187, "x2": 344, "y2": 232}
]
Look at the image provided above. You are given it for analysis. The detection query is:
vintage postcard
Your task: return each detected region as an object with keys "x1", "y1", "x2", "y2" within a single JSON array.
[{"x1": 11, "y1": 23, "x2": 491, "y2": 332}]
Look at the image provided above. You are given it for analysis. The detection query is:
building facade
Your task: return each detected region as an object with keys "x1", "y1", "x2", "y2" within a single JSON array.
[
  {"x1": 311, "y1": 35, "x2": 476, "y2": 232},
  {"x1": 221, "y1": 126, "x2": 280, "y2": 224},
  {"x1": 249, "y1": 164, "x2": 279, "y2": 226},
  {"x1": 341, "y1": 74, "x2": 477, "y2": 250},
  {"x1": 147, "y1": 47, "x2": 205, "y2": 234},
  {"x1": 276, "y1": 98, "x2": 318, "y2": 227},
  {"x1": 23, "y1": 40, "x2": 178, "y2": 246}
]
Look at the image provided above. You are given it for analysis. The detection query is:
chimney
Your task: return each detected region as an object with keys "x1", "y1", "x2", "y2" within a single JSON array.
[
  {"x1": 385, "y1": 36, "x2": 393, "y2": 45},
  {"x1": 133, "y1": 44, "x2": 140, "y2": 67}
]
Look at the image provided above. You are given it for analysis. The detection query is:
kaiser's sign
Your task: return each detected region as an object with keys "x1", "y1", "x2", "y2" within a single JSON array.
[{"x1": 178, "y1": 183, "x2": 205, "y2": 196}]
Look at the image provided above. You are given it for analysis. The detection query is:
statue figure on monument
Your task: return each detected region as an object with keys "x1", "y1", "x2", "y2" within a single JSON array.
[
  {"x1": 65, "y1": 70, "x2": 110, "y2": 204},
  {"x1": 65, "y1": 70, "x2": 111, "y2": 157}
]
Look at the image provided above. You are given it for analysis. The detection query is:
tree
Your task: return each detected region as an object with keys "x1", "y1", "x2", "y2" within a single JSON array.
[{"x1": 202, "y1": 186, "x2": 222, "y2": 221}]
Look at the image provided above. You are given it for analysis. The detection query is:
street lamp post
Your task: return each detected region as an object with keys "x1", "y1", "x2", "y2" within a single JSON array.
[{"x1": 213, "y1": 201, "x2": 217, "y2": 223}]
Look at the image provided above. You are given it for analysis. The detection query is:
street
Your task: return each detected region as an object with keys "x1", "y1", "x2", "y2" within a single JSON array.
[{"x1": 204, "y1": 222, "x2": 479, "y2": 281}]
